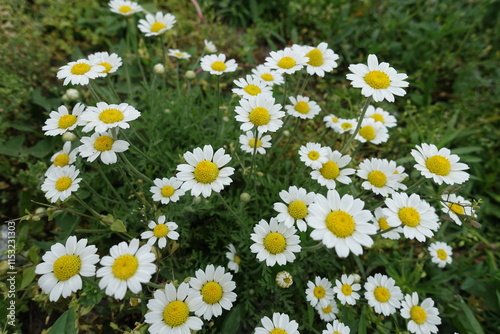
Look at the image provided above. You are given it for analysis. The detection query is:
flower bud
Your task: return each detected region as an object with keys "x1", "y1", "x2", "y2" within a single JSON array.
[
  {"x1": 153, "y1": 63, "x2": 165, "y2": 74},
  {"x1": 185, "y1": 70, "x2": 196, "y2": 80},
  {"x1": 62, "y1": 132, "x2": 77, "y2": 142}
]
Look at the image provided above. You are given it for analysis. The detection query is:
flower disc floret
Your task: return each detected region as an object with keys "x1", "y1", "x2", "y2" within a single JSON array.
[
  {"x1": 163, "y1": 300, "x2": 189, "y2": 327},
  {"x1": 53, "y1": 255, "x2": 81, "y2": 281}
]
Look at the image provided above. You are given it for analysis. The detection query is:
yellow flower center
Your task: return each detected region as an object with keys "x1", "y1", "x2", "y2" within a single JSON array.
[
  {"x1": 261, "y1": 73, "x2": 274, "y2": 81},
  {"x1": 248, "y1": 107, "x2": 271, "y2": 126},
  {"x1": 211, "y1": 61, "x2": 227, "y2": 72},
  {"x1": 277, "y1": 56, "x2": 296, "y2": 70},
  {"x1": 193, "y1": 160, "x2": 219, "y2": 184},
  {"x1": 151, "y1": 21, "x2": 166, "y2": 33},
  {"x1": 322, "y1": 305, "x2": 332, "y2": 313},
  {"x1": 119, "y1": 5, "x2": 132, "y2": 13},
  {"x1": 373, "y1": 286, "x2": 391, "y2": 302},
  {"x1": 410, "y1": 305, "x2": 427, "y2": 325},
  {"x1": 319, "y1": 161, "x2": 340, "y2": 180},
  {"x1": 283, "y1": 276, "x2": 292, "y2": 284},
  {"x1": 437, "y1": 249, "x2": 448, "y2": 260},
  {"x1": 306, "y1": 48, "x2": 324, "y2": 67},
  {"x1": 448, "y1": 203, "x2": 465, "y2": 215},
  {"x1": 331, "y1": 116, "x2": 339, "y2": 123},
  {"x1": 163, "y1": 300, "x2": 189, "y2": 327},
  {"x1": 425, "y1": 155, "x2": 451, "y2": 176},
  {"x1": 55, "y1": 177, "x2": 72, "y2": 191},
  {"x1": 364, "y1": 70, "x2": 391, "y2": 89},
  {"x1": 248, "y1": 138, "x2": 262, "y2": 148},
  {"x1": 294, "y1": 101, "x2": 310, "y2": 114},
  {"x1": 368, "y1": 170, "x2": 387, "y2": 187},
  {"x1": 234, "y1": 255, "x2": 241, "y2": 264},
  {"x1": 112, "y1": 254, "x2": 139, "y2": 280},
  {"x1": 99, "y1": 108, "x2": 124, "y2": 124},
  {"x1": 398, "y1": 207, "x2": 421, "y2": 227},
  {"x1": 371, "y1": 114, "x2": 385, "y2": 123},
  {"x1": 326, "y1": 210, "x2": 355, "y2": 238},
  {"x1": 94, "y1": 135, "x2": 114, "y2": 152},
  {"x1": 378, "y1": 218, "x2": 390, "y2": 230},
  {"x1": 270, "y1": 329, "x2": 287, "y2": 334},
  {"x1": 153, "y1": 224, "x2": 169, "y2": 238},
  {"x1": 359, "y1": 125, "x2": 376, "y2": 141},
  {"x1": 70, "y1": 63, "x2": 91, "y2": 75},
  {"x1": 341, "y1": 122, "x2": 352, "y2": 130},
  {"x1": 244, "y1": 84, "x2": 261, "y2": 96},
  {"x1": 98, "y1": 62, "x2": 113, "y2": 73},
  {"x1": 313, "y1": 286, "x2": 326, "y2": 299},
  {"x1": 58, "y1": 114, "x2": 77, "y2": 129},
  {"x1": 288, "y1": 200, "x2": 308, "y2": 220},
  {"x1": 308, "y1": 150, "x2": 320, "y2": 160},
  {"x1": 53, "y1": 153, "x2": 70, "y2": 167},
  {"x1": 53, "y1": 255, "x2": 81, "y2": 281},
  {"x1": 341, "y1": 284, "x2": 353, "y2": 296},
  {"x1": 161, "y1": 185, "x2": 175, "y2": 198},
  {"x1": 263, "y1": 232, "x2": 286, "y2": 254},
  {"x1": 201, "y1": 281, "x2": 223, "y2": 304}
]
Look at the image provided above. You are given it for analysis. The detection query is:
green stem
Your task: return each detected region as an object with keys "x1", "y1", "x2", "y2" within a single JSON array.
[
  {"x1": 341, "y1": 96, "x2": 372, "y2": 154},
  {"x1": 120, "y1": 153, "x2": 153, "y2": 183},
  {"x1": 88, "y1": 82, "x2": 101, "y2": 102},
  {"x1": 121, "y1": 131, "x2": 159, "y2": 165},
  {"x1": 81, "y1": 179, "x2": 119, "y2": 204},
  {"x1": 106, "y1": 76, "x2": 120, "y2": 102},
  {"x1": 302, "y1": 242, "x2": 324, "y2": 252},
  {"x1": 96, "y1": 164, "x2": 128, "y2": 207},
  {"x1": 298, "y1": 75, "x2": 310, "y2": 96},
  {"x1": 216, "y1": 76, "x2": 221, "y2": 140},
  {"x1": 280, "y1": 117, "x2": 300, "y2": 159},
  {"x1": 216, "y1": 192, "x2": 245, "y2": 227}
]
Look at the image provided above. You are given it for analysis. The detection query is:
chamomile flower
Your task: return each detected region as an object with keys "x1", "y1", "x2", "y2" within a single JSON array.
[
  {"x1": 306, "y1": 190, "x2": 376, "y2": 258},
  {"x1": 232, "y1": 75, "x2": 272, "y2": 99},
  {"x1": 355, "y1": 118, "x2": 389, "y2": 144},
  {"x1": 81, "y1": 102, "x2": 141, "y2": 133},
  {"x1": 428, "y1": 242, "x2": 453, "y2": 268},
  {"x1": 316, "y1": 299, "x2": 339, "y2": 322},
  {"x1": 189, "y1": 264, "x2": 237, "y2": 320},
  {"x1": 79, "y1": 131, "x2": 129, "y2": 165},
  {"x1": 364, "y1": 105, "x2": 397, "y2": 128},
  {"x1": 357, "y1": 157, "x2": 401, "y2": 196},
  {"x1": 57, "y1": 59, "x2": 105, "y2": 86},
  {"x1": 383, "y1": 192, "x2": 439, "y2": 242},
  {"x1": 234, "y1": 94, "x2": 285, "y2": 133},
  {"x1": 400, "y1": 292, "x2": 441, "y2": 334},
  {"x1": 298, "y1": 142, "x2": 329, "y2": 169},
  {"x1": 138, "y1": 12, "x2": 176, "y2": 37},
  {"x1": 273, "y1": 186, "x2": 315, "y2": 232},
  {"x1": 109, "y1": 0, "x2": 142, "y2": 16},
  {"x1": 411, "y1": 143, "x2": 470, "y2": 185},
  {"x1": 306, "y1": 276, "x2": 334, "y2": 308},
  {"x1": 141, "y1": 216, "x2": 179, "y2": 249},
  {"x1": 323, "y1": 114, "x2": 340, "y2": 130},
  {"x1": 250, "y1": 217, "x2": 301, "y2": 267},
  {"x1": 346, "y1": 54, "x2": 409, "y2": 103},
  {"x1": 168, "y1": 49, "x2": 191, "y2": 60},
  {"x1": 285, "y1": 95, "x2": 321, "y2": 119},
  {"x1": 176, "y1": 145, "x2": 234, "y2": 198},
  {"x1": 364, "y1": 273, "x2": 403, "y2": 316},
  {"x1": 333, "y1": 274, "x2": 361, "y2": 305},
  {"x1": 275, "y1": 271, "x2": 293, "y2": 288},
  {"x1": 204, "y1": 39, "x2": 217, "y2": 53},
  {"x1": 41, "y1": 165, "x2": 81, "y2": 203},
  {"x1": 310, "y1": 148, "x2": 356, "y2": 189},
  {"x1": 440, "y1": 193, "x2": 475, "y2": 226},
  {"x1": 42, "y1": 103, "x2": 86, "y2": 136},
  {"x1": 226, "y1": 244, "x2": 241, "y2": 273},
  {"x1": 255, "y1": 313, "x2": 299, "y2": 334},
  {"x1": 200, "y1": 53, "x2": 238, "y2": 75},
  {"x1": 150, "y1": 177, "x2": 185, "y2": 205},
  {"x1": 251, "y1": 64, "x2": 284, "y2": 86},
  {"x1": 239, "y1": 131, "x2": 272, "y2": 155},
  {"x1": 88, "y1": 51, "x2": 122, "y2": 75},
  {"x1": 323, "y1": 320, "x2": 351, "y2": 334},
  {"x1": 144, "y1": 282, "x2": 203, "y2": 334},
  {"x1": 96, "y1": 239, "x2": 156, "y2": 300},
  {"x1": 265, "y1": 47, "x2": 309, "y2": 75},
  {"x1": 372, "y1": 207, "x2": 402, "y2": 240},
  {"x1": 333, "y1": 118, "x2": 357, "y2": 135},
  {"x1": 35, "y1": 236, "x2": 99, "y2": 302},
  {"x1": 45, "y1": 141, "x2": 79, "y2": 175},
  {"x1": 303, "y1": 42, "x2": 339, "y2": 77}
]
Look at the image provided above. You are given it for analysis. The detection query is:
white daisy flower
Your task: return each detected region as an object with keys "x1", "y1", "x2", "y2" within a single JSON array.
[
  {"x1": 176, "y1": 145, "x2": 234, "y2": 198},
  {"x1": 264, "y1": 47, "x2": 309, "y2": 75},
  {"x1": 316, "y1": 299, "x2": 339, "y2": 322},
  {"x1": 144, "y1": 282, "x2": 203, "y2": 334},
  {"x1": 355, "y1": 118, "x2": 389, "y2": 144},
  {"x1": 310, "y1": 148, "x2": 356, "y2": 189},
  {"x1": 168, "y1": 49, "x2": 191, "y2": 60},
  {"x1": 251, "y1": 64, "x2": 284, "y2": 86},
  {"x1": 200, "y1": 53, "x2": 238, "y2": 75},
  {"x1": 189, "y1": 264, "x2": 237, "y2": 320},
  {"x1": 285, "y1": 95, "x2": 321, "y2": 119},
  {"x1": 357, "y1": 157, "x2": 402, "y2": 197},
  {"x1": 255, "y1": 312, "x2": 299, "y2": 334},
  {"x1": 250, "y1": 217, "x2": 301, "y2": 267},
  {"x1": 141, "y1": 215, "x2": 179, "y2": 249},
  {"x1": 204, "y1": 39, "x2": 217, "y2": 53},
  {"x1": 390, "y1": 161, "x2": 409, "y2": 191},
  {"x1": 400, "y1": 292, "x2": 441, "y2": 334},
  {"x1": 45, "y1": 141, "x2": 79, "y2": 175},
  {"x1": 306, "y1": 190, "x2": 376, "y2": 258},
  {"x1": 428, "y1": 242, "x2": 453, "y2": 268},
  {"x1": 232, "y1": 74, "x2": 272, "y2": 99},
  {"x1": 364, "y1": 273, "x2": 403, "y2": 316},
  {"x1": 35, "y1": 236, "x2": 99, "y2": 302},
  {"x1": 42, "y1": 103, "x2": 86, "y2": 136},
  {"x1": 323, "y1": 114, "x2": 340, "y2": 130},
  {"x1": 273, "y1": 185, "x2": 315, "y2": 232},
  {"x1": 57, "y1": 59, "x2": 105, "y2": 86},
  {"x1": 80, "y1": 101, "x2": 141, "y2": 133},
  {"x1": 364, "y1": 105, "x2": 397, "y2": 128},
  {"x1": 275, "y1": 271, "x2": 293, "y2": 288},
  {"x1": 96, "y1": 238, "x2": 156, "y2": 300},
  {"x1": 411, "y1": 143, "x2": 470, "y2": 185},
  {"x1": 440, "y1": 193, "x2": 475, "y2": 226},
  {"x1": 41, "y1": 165, "x2": 81, "y2": 203},
  {"x1": 346, "y1": 54, "x2": 409, "y2": 103},
  {"x1": 88, "y1": 51, "x2": 122, "y2": 76},
  {"x1": 79, "y1": 131, "x2": 129, "y2": 165},
  {"x1": 239, "y1": 131, "x2": 272, "y2": 155},
  {"x1": 234, "y1": 94, "x2": 285, "y2": 133},
  {"x1": 150, "y1": 177, "x2": 185, "y2": 205},
  {"x1": 305, "y1": 276, "x2": 335, "y2": 308},
  {"x1": 322, "y1": 320, "x2": 351, "y2": 334},
  {"x1": 303, "y1": 42, "x2": 339, "y2": 77},
  {"x1": 333, "y1": 274, "x2": 361, "y2": 305},
  {"x1": 226, "y1": 244, "x2": 241, "y2": 273},
  {"x1": 383, "y1": 192, "x2": 439, "y2": 242},
  {"x1": 332, "y1": 118, "x2": 357, "y2": 135},
  {"x1": 372, "y1": 207, "x2": 402, "y2": 240},
  {"x1": 298, "y1": 142, "x2": 329, "y2": 170},
  {"x1": 108, "y1": 0, "x2": 142, "y2": 16},
  {"x1": 138, "y1": 12, "x2": 176, "y2": 37}
]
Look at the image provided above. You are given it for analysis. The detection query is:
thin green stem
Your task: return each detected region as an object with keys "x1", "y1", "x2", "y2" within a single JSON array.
[
  {"x1": 106, "y1": 76, "x2": 120, "y2": 102},
  {"x1": 216, "y1": 192, "x2": 245, "y2": 227},
  {"x1": 88, "y1": 82, "x2": 102, "y2": 102},
  {"x1": 280, "y1": 117, "x2": 300, "y2": 159},
  {"x1": 341, "y1": 96, "x2": 372, "y2": 154},
  {"x1": 302, "y1": 242, "x2": 324, "y2": 252},
  {"x1": 298, "y1": 75, "x2": 310, "y2": 96},
  {"x1": 216, "y1": 76, "x2": 222, "y2": 140},
  {"x1": 81, "y1": 179, "x2": 119, "y2": 204},
  {"x1": 120, "y1": 152, "x2": 153, "y2": 183},
  {"x1": 96, "y1": 164, "x2": 128, "y2": 207}
]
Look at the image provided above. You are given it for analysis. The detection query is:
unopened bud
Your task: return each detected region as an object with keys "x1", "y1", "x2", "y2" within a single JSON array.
[
  {"x1": 62, "y1": 132, "x2": 77, "y2": 142},
  {"x1": 65, "y1": 88, "x2": 79, "y2": 101},
  {"x1": 240, "y1": 192, "x2": 251, "y2": 203},
  {"x1": 352, "y1": 274, "x2": 361, "y2": 283},
  {"x1": 153, "y1": 63, "x2": 165, "y2": 74},
  {"x1": 185, "y1": 70, "x2": 196, "y2": 80}
]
